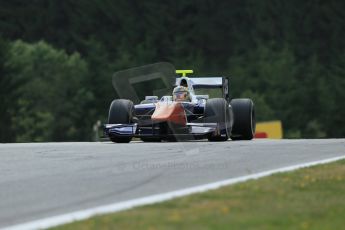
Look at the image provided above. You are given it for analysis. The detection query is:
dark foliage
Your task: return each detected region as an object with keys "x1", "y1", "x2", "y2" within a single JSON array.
[{"x1": 0, "y1": 0, "x2": 344, "y2": 141}]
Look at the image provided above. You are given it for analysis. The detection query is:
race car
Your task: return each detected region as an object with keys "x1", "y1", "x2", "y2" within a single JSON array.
[{"x1": 104, "y1": 70, "x2": 255, "y2": 143}]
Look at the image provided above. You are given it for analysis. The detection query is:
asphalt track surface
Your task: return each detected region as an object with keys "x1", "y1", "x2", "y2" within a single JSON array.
[{"x1": 0, "y1": 139, "x2": 344, "y2": 228}]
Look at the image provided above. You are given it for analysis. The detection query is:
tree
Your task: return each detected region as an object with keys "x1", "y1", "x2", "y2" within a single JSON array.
[
  {"x1": 0, "y1": 37, "x2": 17, "y2": 142},
  {"x1": 6, "y1": 40, "x2": 95, "y2": 142}
]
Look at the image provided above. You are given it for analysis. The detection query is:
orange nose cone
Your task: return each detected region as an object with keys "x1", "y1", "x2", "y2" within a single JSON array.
[{"x1": 151, "y1": 102, "x2": 187, "y2": 126}]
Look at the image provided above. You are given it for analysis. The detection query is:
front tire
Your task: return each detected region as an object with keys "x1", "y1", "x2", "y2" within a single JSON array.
[
  {"x1": 204, "y1": 98, "x2": 231, "y2": 141},
  {"x1": 108, "y1": 99, "x2": 134, "y2": 143},
  {"x1": 230, "y1": 98, "x2": 255, "y2": 140}
]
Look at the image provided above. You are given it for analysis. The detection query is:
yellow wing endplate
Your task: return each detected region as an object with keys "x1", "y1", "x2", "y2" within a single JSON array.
[{"x1": 176, "y1": 70, "x2": 193, "y2": 77}]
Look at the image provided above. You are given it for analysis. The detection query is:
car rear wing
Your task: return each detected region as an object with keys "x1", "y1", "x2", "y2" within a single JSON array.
[{"x1": 175, "y1": 77, "x2": 230, "y2": 102}]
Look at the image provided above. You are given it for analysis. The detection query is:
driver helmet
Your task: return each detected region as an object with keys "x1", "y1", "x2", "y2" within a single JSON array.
[{"x1": 173, "y1": 86, "x2": 190, "y2": 102}]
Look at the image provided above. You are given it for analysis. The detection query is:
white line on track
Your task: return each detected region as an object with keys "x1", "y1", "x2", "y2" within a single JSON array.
[{"x1": 3, "y1": 155, "x2": 345, "y2": 230}]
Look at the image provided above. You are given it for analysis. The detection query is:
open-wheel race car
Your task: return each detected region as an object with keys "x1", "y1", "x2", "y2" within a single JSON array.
[{"x1": 104, "y1": 69, "x2": 255, "y2": 143}]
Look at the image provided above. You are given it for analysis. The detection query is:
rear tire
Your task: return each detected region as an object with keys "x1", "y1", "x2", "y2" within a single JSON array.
[
  {"x1": 204, "y1": 98, "x2": 231, "y2": 141},
  {"x1": 108, "y1": 99, "x2": 134, "y2": 143},
  {"x1": 230, "y1": 98, "x2": 255, "y2": 140}
]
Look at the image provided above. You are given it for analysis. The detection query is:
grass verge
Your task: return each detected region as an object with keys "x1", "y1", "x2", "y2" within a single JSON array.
[{"x1": 54, "y1": 160, "x2": 345, "y2": 230}]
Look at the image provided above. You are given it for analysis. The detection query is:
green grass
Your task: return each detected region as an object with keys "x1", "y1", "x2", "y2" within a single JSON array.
[{"x1": 54, "y1": 160, "x2": 345, "y2": 230}]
